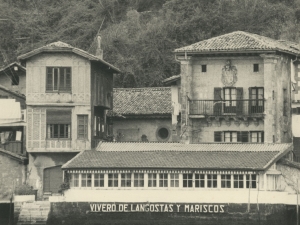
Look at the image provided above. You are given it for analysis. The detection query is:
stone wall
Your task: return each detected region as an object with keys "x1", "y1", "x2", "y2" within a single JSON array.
[
  {"x1": 0, "y1": 153, "x2": 25, "y2": 201},
  {"x1": 113, "y1": 118, "x2": 176, "y2": 142},
  {"x1": 47, "y1": 202, "x2": 295, "y2": 225}
]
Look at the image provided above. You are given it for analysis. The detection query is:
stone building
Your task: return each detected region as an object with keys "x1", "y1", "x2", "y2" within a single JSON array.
[
  {"x1": 109, "y1": 87, "x2": 179, "y2": 142},
  {"x1": 47, "y1": 31, "x2": 300, "y2": 225},
  {"x1": 17, "y1": 40, "x2": 120, "y2": 197}
]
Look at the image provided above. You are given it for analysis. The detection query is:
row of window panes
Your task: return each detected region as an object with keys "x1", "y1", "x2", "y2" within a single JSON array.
[
  {"x1": 214, "y1": 131, "x2": 264, "y2": 143},
  {"x1": 70, "y1": 173, "x2": 257, "y2": 189}
]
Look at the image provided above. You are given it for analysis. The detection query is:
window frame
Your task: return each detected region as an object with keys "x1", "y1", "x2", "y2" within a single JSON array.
[
  {"x1": 159, "y1": 173, "x2": 168, "y2": 187},
  {"x1": 207, "y1": 174, "x2": 217, "y2": 188},
  {"x1": 94, "y1": 174, "x2": 104, "y2": 188},
  {"x1": 170, "y1": 173, "x2": 179, "y2": 188},
  {"x1": 195, "y1": 174, "x2": 205, "y2": 188},
  {"x1": 134, "y1": 173, "x2": 144, "y2": 187},
  {"x1": 246, "y1": 174, "x2": 257, "y2": 189},
  {"x1": 46, "y1": 67, "x2": 72, "y2": 92},
  {"x1": 233, "y1": 174, "x2": 244, "y2": 188},
  {"x1": 81, "y1": 173, "x2": 92, "y2": 188},
  {"x1": 224, "y1": 131, "x2": 238, "y2": 143},
  {"x1": 221, "y1": 174, "x2": 231, "y2": 188},
  {"x1": 250, "y1": 131, "x2": 264, "y2": 143},
  {"x1": 77, "y1": 115, "x2": 88, "y2": 140},
  {"x1": 121, "y1": 173, "x2": 132, "y2": 187},
  {"x1": 148, "y1": 173, "x2": 157, "y2": 188},
  {"x1": 108, "y1": 173, "x2": 119, "y2": 187},
  {"x1": 183, "y1": 173, "x2": 193, "y2": 188}
]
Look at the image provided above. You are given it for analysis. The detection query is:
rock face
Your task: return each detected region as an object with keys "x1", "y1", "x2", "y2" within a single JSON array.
[{"x1": 15, "y1": 201, "x2": 50, "y2": 225}]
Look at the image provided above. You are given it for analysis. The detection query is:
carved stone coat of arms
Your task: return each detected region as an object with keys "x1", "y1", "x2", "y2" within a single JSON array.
[{"x1": 221, "y1": 60, "x2": 237, "y2": 86}]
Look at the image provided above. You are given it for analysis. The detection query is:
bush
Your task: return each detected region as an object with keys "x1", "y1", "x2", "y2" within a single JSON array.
[
  {"x1": 14, "y1": 184, "x2": 35, "y2": 195},
  {"x1": 58, "y1": 182, "x2": 70, "y2": 194}
]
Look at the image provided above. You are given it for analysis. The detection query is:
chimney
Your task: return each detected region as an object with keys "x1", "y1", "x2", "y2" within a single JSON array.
[{"x1": 96, "y1": 35, "x2": 103, "y2": 59}]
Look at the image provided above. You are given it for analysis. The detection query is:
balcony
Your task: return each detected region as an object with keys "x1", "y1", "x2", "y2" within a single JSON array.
[
  {"x1": 189, "y1": 99, "x2": 264, "y2": 117},
  {"x1": 0, "y1": 141, "x2": 24, "y2": 155}
]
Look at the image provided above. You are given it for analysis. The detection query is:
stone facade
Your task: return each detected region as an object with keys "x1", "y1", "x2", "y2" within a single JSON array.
[{"x1": 178, "y1": 55, "x2": 292, "y2": 144}]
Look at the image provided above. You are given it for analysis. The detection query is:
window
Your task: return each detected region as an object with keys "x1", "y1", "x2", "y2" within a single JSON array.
[
  {"x1": 11, "y1": 74, "x2": 19, "y2": 85},
  {"x1": 201, "y1": 65, "x2": 207, "y2": 72},
  {"x1": 249, "y1": 87, "x2": 264, "y2": 113},
  {"x1": 159, "y1": 173, "x2": 168, "y2": 187},
  {"x1": 148, "y1": 173, "x2": 157, "y2": 187},
  {"x1": 207, "y1": 174, "x2": 217, "y2": 188},
  {"x1": 250, "y1": 131, "x2": 264, "y2": 143},
  {"x1": 234, "y1": 175, "x2": 244, "y2": 188},
  {"x1": 195, "y1": 174, "x2": 205, "y2": 188},
  {"x1": 134, "y1": 173, "x2": 144, "y2": 187},
  {"x1": 121, "y1": 173, "x2": 132, "y2": 187},
  {"x1": 183, "y1": 174, "x2": 193, "y2": 188},
  {"x1": 94, "y1": 174, "x2": 104, "y2": 187},
  {"x1": 47, "y1": 109, "x2": 71, "y2": 139},
  {"x1": 224, "y1": 88, "x2": 236, "y2": 113},
  {"x1": 253, "y1": 64, "x2": 259, "y2": 72},
  {"x1": 156, "y1": 127, "x2": 170, "y2": 141},
  {"x1": 237, "y1": 131, "x2": 249, "y2": 143},
  {"x1": 224, "y1": 131, "x2": 237, "y2": 143},
  {"x1": 221, "y1": 175, "x2": 231, "y2": 188},
  {"x1": 170, "y1": 174, "x2": 179, "y2": 187},
  {"x1": 81, "y1": 174, "x2": 92, "y2": 187},
  {"x1": 46, "y1": 67, "x2": 71, "y2": 92},
  {"x1": 214, "y1": 132, "x2": 222, "y2": 142},
  {"x1": 292, "y1": 107, "x2": 300, "y2": 114},
  {"x1": 246, "y1": 174, "x2": 257, "y2": 189},
  {"x1": 108, "y1": 173, "x2": 118, "y2": 187},
  {"x1": 72, "y1": 174, "x2": 79, "y2": 187},
  {"x1": 78, "y1": 115, "x2": 88, "y2": 139}
]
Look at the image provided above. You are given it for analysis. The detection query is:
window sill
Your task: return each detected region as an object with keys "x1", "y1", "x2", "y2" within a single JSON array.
[{"x1": 45, "y1": 91, "x2": 72, "y2": 94}]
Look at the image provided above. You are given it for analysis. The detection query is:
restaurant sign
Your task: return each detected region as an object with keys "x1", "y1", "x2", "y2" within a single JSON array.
[{"x1": 89, "y1": 203, "x2": 226, "y2": 213}]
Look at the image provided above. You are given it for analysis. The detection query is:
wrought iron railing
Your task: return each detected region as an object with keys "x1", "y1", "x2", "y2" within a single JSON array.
[{"x1": 189, "y1": 99, "x2": 264, "y2": 116}]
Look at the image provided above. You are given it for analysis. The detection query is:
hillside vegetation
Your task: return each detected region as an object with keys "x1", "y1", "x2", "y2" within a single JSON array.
[{"x1": 1, "y1": 0, "x2": 300, "y2": 87}]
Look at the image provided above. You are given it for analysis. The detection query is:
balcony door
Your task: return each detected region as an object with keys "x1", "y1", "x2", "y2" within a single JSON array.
[
  {"x1": 249, "y1": 87, "x2": 264, "y2": 113},
  {"x1": 223, "y1": 88, "x2": 236, "y2": 113}
]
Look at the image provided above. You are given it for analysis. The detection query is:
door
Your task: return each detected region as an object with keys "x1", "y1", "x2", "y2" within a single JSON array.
[
  {"x1": 43, "y1": 166, "x2": 63, "y2": 193},
  {"x1": 223, "y1": 88, "x2": 236, "y2": 113}
]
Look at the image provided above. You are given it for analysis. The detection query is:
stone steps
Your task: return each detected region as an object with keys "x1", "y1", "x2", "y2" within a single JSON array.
[{"x1": 16, "y1": 201, "x2": 50, "y2": 225}]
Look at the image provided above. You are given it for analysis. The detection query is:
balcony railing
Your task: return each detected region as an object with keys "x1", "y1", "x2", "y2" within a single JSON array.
[{"x1": 189, "y1": 99, "x2": 264, "y2": 116}]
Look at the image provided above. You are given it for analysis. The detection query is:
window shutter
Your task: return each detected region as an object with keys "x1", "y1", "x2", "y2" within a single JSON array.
[
  {"x1": 248, "y1": 87, "x2": 252, "y2": 114},
  {"x1": 292, "y1": 108, "x2": 298, "y2": 114},
  {"x1": 237, "y1": 131, "x2": 241, "y2": 142},
  {"x1": 261, "y1": 132, "x2": 264, "y2": 143},
  {"x1": 241, "y1": 131, "x2": 249, "y2": 142},
  {"x1": 213, "y1": 88, "x2": 222, "y2": 115},
  {"x1": 47, "y1": 109, "x2": 71, "y2": 124},
  {"x1": 236, "y1": 88, "x2": 243, "y2": 115},
  {"x1": 46, "y1": 68, "x2": 53, "y2": 91},
  {"x1": 214, "y1": 131, "x2": 222, "y2": 142}
]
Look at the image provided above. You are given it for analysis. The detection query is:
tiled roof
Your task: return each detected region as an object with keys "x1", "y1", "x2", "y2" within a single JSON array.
[
  {"x1": 0, "y1": 62, "x2": 26, "y2": 73},
  {"x1": 175, "y1": 31, "x2": 300, "y2": 55},
  {"x1": 17, "y1": 41, "x2": 120, "y2": 73},
  {"x1": 62, "y1": 143, "x2": 292, "y2": 170},
  {"x1": 0, "y1": 84, "x2": 25, "y2": 99},
  {"x1": 162, "y1": 75, "x2": 181, "y2": 86},
  {"x1": 111, "y1": 87, "x2": 172, "y2": 116}
]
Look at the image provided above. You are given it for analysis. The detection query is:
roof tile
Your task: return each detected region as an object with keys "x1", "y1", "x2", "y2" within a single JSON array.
[
  {"x1": 175, "y1": 31, "x2": 300, "y2": 55},
  {"x1": 112, "y1": 87, "x2": 172, "y2": 115}
]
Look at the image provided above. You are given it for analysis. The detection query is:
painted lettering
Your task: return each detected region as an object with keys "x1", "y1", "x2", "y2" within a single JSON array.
[
  {"x1": 190, "y1": 205, "x2": 194, "y2": 212},
  {"x1": 155, "y1": 204, "x2": 159, "y2": 212},
  {"x1": 184, "y1": 205, "x2": 189, "y2": 212},
  {"x1": 169, "y1": 204, "x2": 173, "y2": 212},
  {"x1": 200, "y1": 205, "x2": 202, "y2": 212},
  {"x1": 107, "y1": 204, "x2": 111, "y2": 212},
  {"x1": 164, "y1": 204, "x2": 169, "y2": 212},
  {"x1": 130, "y1": 204, "x2": 135, "y2": 212},
  {"x1": 176, "y1": 204, "x2": 181, "y2": 212},
  {"x1": 124, "y1": 204, "x2": 128, "y2": 212},
  {"x1": 97, "y1": 204, "x2": 101, "y2": 212},
  {"x1": 112, "y1": 204, "x2": 116, "y2": 212},
  {"x1": 90, "y1": 204, "x2": 95, "y2": 212},
  {"x1": 195, "y1": 205, "x2": 199, "y2": 212},
  {"x1": 203, "y1": 205, "x2": 207, "y2": 213},
  {"x1": 214, "y1": 205, "x2": 219, "y2": 213},
  {"x1": 160, "y1": 204, "x2": 164, "y2": 212},
  {"x1": 119, "y1": 204, "x2": 123, "y2": 212},
  {"x1": 140, "y1": 204, "x2": 144, "y2": 212},
  {"x1": 145, "y1": 204, "x2": 149, "y2": 212},
  {"x1": 220, "y1": 205, "x2": 225, "y2": 213},
  {"x1": 102, "y1": 204, "x2": 106, "y2": 212},
  {"x1": 150, "y1": 204, "x2": 155, "y2": 212}
]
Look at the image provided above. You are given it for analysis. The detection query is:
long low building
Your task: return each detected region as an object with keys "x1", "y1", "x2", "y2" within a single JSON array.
[{"x1": 43, "y1": 142, "x2": 297, "y2": 224}]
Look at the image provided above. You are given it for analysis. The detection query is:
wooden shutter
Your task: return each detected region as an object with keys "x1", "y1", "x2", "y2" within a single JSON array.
[
  {"x1": 261, "y1": 132, "x2": 264, "y2": 143},
  {"x1": 47, "y1": 109, "x2": 71, "y2": 124},
  {"x1": 241, "y1": 131, "x2": 249, "y2": 142},
  {"x1": 236, "y1": 88, "x2": 243, "y2": 115},
  {"x1": 214, "y1": 131, "x2": 222, "y2": 142},
  {"x1": 46, "y1": 68, "x2": 53, "y2": 91},
  {"x1": 237, "y1": 132, "x2": 241, "y2": 142},
  {"x1": 213, "y1": 88, "x2": 222, "y2": 115},
  {"x1": 248, "y1": 87, "x2": 252, "y2": 114}
]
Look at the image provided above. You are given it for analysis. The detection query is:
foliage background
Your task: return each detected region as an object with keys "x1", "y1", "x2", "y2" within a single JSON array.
[{"x1": 1, "y1": 0, "x2": 300, "y2": 87}]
